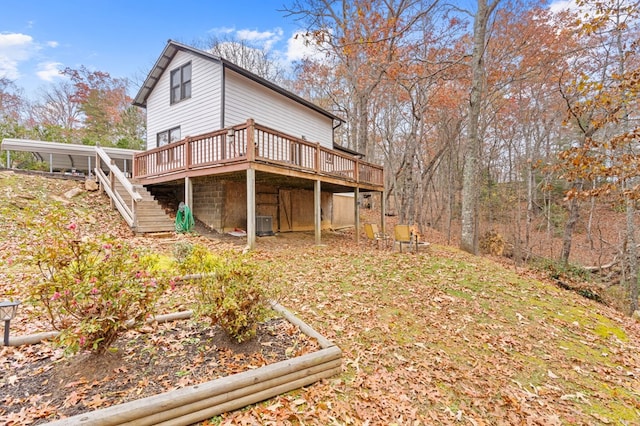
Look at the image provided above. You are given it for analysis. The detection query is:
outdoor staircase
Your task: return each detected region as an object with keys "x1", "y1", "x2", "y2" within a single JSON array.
[
  {"x1": 115, "y1": 182, "x2": 175, "y2": 234},
  {"x1": 94, "y1": 146, "x2": 174, "y2": 234}
]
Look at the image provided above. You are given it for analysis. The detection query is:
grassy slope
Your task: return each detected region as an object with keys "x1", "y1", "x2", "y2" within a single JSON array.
[
  {"x1": 2, "y1": 172, "x2": 639, "y2": 425},
  {"x1": 243, "y1": 244, "x2": 640, "y2": 425}
]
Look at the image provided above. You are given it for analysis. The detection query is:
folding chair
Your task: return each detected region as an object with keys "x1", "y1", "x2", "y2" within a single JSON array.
[
  {"x1": 394, "y1": 224, "x2": 419, "y2": 253},
  {"x1": 364, "y1": 223, "x2": 390, "y2": 249}
]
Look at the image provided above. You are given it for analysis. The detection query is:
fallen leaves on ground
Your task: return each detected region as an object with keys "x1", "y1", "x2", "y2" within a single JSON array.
[
  {"x1": 2, "y1": 172, "x2": 640, "y2": 425},
  {"x1": 1, "y1": 317, "x2": 319, "y2": 424}
]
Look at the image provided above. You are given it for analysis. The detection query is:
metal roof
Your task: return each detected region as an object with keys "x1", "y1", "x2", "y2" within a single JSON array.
[
  {"x1": 1, "y1": 139, "x2": 140, "y2": 174},
  {"x1": 132, "y1": 39, "x2": 344, "y2": 123}
]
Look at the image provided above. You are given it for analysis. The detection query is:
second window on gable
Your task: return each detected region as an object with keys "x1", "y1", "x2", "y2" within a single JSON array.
[{"x1": 170, "y1": 62, "x2": 191, "y2": 104}]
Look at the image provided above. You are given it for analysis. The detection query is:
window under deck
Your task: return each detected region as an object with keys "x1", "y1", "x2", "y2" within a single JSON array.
[{"x1": 133, "y1": 119, "x2": 384, "y2": 192}]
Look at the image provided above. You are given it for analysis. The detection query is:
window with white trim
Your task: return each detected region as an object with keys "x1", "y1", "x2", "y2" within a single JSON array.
[
  {"x1": 157, "y1": 126, "x2": 181, "y2": 147},
  {"x1": 170, "y1": 62, "x2": 192, "y2": 104},
  {"x1": 157, "y1": 126, "x2": 181, "y2": 164}
]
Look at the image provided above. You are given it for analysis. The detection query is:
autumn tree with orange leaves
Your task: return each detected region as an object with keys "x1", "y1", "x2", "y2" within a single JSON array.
[
  {"x1": 62, "y1": 66, "x2": 145, "y2": 148},
  {"x1": 556, "y1": 0, "x2": 640, "y2": 313}
]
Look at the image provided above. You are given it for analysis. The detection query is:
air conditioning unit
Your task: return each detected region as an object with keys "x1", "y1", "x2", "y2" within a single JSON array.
[{"x1": 256, "y1": 216, "x2": 274, "y2": 236}]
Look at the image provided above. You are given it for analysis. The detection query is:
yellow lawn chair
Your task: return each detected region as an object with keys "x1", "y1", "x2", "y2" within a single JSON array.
[
  {"x1": 394, "y1": 224, "x2": 419, "y2": 253},
  {"x1": 364, "y1": 223, "x2": 390, "y2": 249}
]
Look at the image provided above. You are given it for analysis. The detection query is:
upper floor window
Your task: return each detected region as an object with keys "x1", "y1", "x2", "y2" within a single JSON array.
[{"x1": 170, "y1": 62, "x2": 191, "y2": 104}]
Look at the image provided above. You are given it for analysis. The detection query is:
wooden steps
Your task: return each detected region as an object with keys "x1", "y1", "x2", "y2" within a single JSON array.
[{"x1": 113, "y1": 182, "x2": 174, "y2": 234}]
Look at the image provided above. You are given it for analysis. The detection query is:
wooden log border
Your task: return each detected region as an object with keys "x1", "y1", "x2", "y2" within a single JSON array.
[
  {"x1": 5, "y1": 311, "x2": 194, "y2": 347},
  {"x1": 42, "y1": 303, "x2": 341, "y2": 426}
]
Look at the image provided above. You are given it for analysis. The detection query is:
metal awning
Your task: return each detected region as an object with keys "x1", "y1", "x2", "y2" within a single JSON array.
[{"x1": 1, "y1": 139, "x2": 141, "y2": 175}]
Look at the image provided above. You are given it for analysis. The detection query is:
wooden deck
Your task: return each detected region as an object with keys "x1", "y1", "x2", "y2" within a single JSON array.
[{"x1": 133, "y1": 119, "x2": 384, "y2": 191}]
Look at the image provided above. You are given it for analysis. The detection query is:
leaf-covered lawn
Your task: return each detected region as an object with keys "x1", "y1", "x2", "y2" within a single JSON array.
[
  {"x1": 221, "y1": 243, "x2": 640, "y2": 424},
  {"x1": 1, "y1": 172, "x2": 640, "y2": 425}
]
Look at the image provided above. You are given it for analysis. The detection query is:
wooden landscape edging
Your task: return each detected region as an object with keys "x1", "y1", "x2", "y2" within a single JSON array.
[
  {"x1": 44, "y1": 303, "x2": 341, "y2": 426},
  {"x1": 5, "y1": 311, "x2": 193, "y2": 347}
]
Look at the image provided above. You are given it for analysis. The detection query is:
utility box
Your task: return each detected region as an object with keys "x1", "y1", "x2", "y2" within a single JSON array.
[{"x1": 256, "y1": 216, "x2": 274, "y2": 236}]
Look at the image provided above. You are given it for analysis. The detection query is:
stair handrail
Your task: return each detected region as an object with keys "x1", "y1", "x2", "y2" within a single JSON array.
[
  {"x1": 94, "y1": 146, "x2": 142, "y2": 227},
  {"x1": 95, "y1": 146, "x2": 142, "y2": 202}
]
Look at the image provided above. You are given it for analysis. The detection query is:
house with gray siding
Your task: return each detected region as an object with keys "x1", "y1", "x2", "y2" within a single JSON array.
[{"x1": 132, "y1": 40, "x2": 384, "y2": 247}]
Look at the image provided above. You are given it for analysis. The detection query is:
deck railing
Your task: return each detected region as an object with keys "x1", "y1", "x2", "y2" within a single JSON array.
[{"x1": 133, "y1": 119, "x2": 383, "y2": 187}]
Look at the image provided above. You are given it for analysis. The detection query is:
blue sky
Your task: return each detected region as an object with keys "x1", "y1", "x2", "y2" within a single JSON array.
[
  {"x1": 0, "y1": 0, "x2": 307, "y2": 99},
  {"x1": 1, "y1": 0, "x2": 573, "y2": 100}
]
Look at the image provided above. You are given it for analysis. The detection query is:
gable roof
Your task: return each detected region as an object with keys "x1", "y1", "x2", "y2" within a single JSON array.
[{"x1": 133, "y1": 40, "x2": 344, "y2": 123}]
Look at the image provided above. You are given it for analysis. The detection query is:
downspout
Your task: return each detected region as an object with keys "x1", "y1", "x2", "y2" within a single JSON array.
[{"x1": 220, "y1": 64, "x2": 226, "y2": 129}]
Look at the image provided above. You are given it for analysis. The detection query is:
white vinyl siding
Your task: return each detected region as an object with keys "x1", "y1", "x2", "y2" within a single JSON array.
[
  {"x1": 146, "y1": 51, "x2": 222, "y2": 150},
  {"x1": 224, "y1": 70, "x2": 333, "y2": 149}
]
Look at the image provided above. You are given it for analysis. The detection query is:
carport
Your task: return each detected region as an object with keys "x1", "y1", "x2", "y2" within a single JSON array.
[{"x1": 1, "y1": 139, "x2": 140, "y2": 176}]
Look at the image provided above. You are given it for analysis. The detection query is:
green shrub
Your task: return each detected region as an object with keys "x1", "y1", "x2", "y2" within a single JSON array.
[
  {"x1": 175, "y1": 242, "x2": 220, "y2": 275},
  {"x1": 181, "y1": 245, "x2": 269, "y2": 343},
  {"x1": 28, "y1": 215, "x2": 167, "y2": 355},
  {"x1": 172, "y1": 241, "x2": 194, "y2": 265}
]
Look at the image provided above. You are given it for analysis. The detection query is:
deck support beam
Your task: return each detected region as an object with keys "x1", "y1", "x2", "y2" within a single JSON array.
[
  {"x1": 184, "y1": 176, "x2": 193, "y2": 209},
  {"x1": 314, "y1": 179, "x2": 321, "y2": 245},
  {"x1": 381, "y1": 190, "x2": 386, "y2": 235},
  {"x1": 354, "y1": 187, "x2": 360, "y2": 244},
  {"x1": 247, "y1": 168, "x2": 256, "y2": 250}
]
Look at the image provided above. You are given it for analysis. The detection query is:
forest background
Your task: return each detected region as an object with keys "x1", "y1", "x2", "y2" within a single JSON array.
[{"x1": 1, "y1": 0, "x2": 640, "y2": 314}]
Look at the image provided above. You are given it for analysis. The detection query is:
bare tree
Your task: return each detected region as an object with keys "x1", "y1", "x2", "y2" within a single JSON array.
[
  {"x1": 460, "y1": 0, "x2": 500, "y2": 254},
  {"x1": 0, "y1": 77, "x2": 24, "y2": 121},
  {"x1": 283, "y1": 0, "x2": 438, "y2": 158},
  {"x1": 29, "y1": 81, "x2": 82, "y2": 143},
  {"x1": 198, "y1": 35, "x2": 288, "y2": 84}
]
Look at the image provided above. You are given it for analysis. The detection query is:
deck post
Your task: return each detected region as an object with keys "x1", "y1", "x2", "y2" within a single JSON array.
[
  {"x1": 6, "y1": 150, "x2": 10, "y2": 168},
  {"x1": 246, "y1": 167, "x2": 256, "y2": 250},
  {"x1": 380, "y1": 190, "x2": 386, "y2": 235},
  {"x1": 314, "y1": 179, "x2": 321, "y2": 245},
  {"x1": 185, "y1": 176, "x2": 193, "y2": 209},
  {"x1": 49, "y1": 153, "x2": 53, "y2": 173},
  {"x1": 354, "y1": 187, "x2": 360, "y2": 244},
  {"x1": 185, "y1": 137, "x2": 192, "y2": 172},
  {"x1": 87, "y1": 156, "x2": 92, "y2": 177},
  {"x1": 246, "y1": 119, "x2": 255, "y2": 162}
]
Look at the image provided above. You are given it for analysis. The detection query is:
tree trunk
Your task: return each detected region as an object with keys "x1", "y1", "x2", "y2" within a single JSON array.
[
  {"x1": 356, "y1": 93, "x2": 369, "y2": 156},
  {"x1": 625, "y1": 196, "x2": 639, "y2": 314},
  {"x1": 561, "y1": 181, "x2": 582, "y2": 264},
  {"x1": 461, "y1": 0, "x2": 497, "y2": 254}
]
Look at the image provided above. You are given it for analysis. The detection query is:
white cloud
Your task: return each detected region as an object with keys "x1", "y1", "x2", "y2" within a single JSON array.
[
  {"x1": 36, "y1": 61, "x2": 64, "y2": 81},
  {"x1": 548, "y1": 0, "x2": 577, "y2": 14},
  {"x1": 0, "y1": 32, "x2": 38, "y2": 79},
  {"x1": 236, "y1": 28, "x2": 283, "y2": 51},
  {"x1": 237, "y1": 28, "x2": 282, "y2": 42},
  {"x1": 208, "y1": 26, "x2": 235, "y2": 35},
  {"x1": 285, "y1": 31, "x2": 328, "y2": 63},
  {"x1": 47, "y1": 41, "x2": 59, "y2": 48}
]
